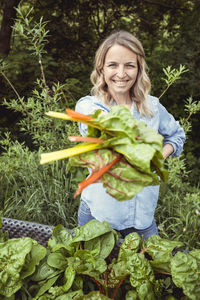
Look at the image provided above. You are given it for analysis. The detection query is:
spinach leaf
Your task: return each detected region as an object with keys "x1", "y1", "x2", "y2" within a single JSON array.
[
  {"x1": 84, "y1": 231, "x2": 116, "y2": 259},
  {"x1": 48, "y1": 224, "x2": 74, "y2": 255},
  {"x1": 31, "y1": 261, "x2": 61, "y2": 282},
  {"x1": 0, "y1": 237, "x2": 45, "y2": 297},
  {"x1": 71, "y1": 219, "x2": 115, "y2": 244},
  {"x1": 21, "y1": 240, "x2": 46, "y2": 279},
  {"x1": 171, "y1": 252, "x2": 200, "y2": 300},
  {"x1": 33, "y1": 274, "x2": 60, "y2": 299},
  {"x1": 47, "y1": 253, "x2": 68, "y2": 270}
]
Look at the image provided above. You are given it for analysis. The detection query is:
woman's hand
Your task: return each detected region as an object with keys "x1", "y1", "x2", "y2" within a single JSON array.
[{"x1": 162, "y1": 143, "x2": 174, "y2": 159}]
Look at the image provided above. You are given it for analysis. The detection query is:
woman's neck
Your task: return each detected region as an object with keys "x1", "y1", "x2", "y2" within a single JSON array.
[{"x1": 111, "y1": 94, "x2": 132, "y2": 110}]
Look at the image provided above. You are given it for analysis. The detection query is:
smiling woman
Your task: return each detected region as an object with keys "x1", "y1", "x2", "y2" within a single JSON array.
[{"x1": 75, "y1": 30, "x2": 185, "y2": 240}]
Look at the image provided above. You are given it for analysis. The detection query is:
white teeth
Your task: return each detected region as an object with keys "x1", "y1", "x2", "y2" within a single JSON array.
[{"x1": 113, "y1": 80, "x2": 127, "y2": 86}]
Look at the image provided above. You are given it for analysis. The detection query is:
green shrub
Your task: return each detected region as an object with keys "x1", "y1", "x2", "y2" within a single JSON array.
[
  {"x1": 156, "y1": 97, "x2": 200, "y2": 249},
  {"x1": 0, "y1": 8, "x2": 83, "y2": 227}
]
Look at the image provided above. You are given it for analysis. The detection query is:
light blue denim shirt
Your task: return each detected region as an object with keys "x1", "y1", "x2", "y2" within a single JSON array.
[{"x1": 75, "y1": 95, "x2": 185, "y2": 230}]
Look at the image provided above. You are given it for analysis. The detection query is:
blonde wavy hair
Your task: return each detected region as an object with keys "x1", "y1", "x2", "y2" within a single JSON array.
[{"x1": 90, "y1": 30, "x2": 152, "y2": 117}]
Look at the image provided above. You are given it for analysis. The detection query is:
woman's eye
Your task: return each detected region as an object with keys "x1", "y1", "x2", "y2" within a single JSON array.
[
  {"x1": 126, "y1": 65, "x2": 135, "y2": 68},
  {"x1": 108, "y1": 64, "x2": 116, "y2": 67}
]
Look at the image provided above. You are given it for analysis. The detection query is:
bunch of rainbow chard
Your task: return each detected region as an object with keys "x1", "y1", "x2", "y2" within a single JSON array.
[{"x1": 40, "y1": 105, "x2": 168, "y2": 200}]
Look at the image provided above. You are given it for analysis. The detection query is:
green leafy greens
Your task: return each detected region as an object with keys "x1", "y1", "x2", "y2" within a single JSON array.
[
  {"x1": 0, "y1": 219, "x2": 200, "y2": 299},
  {"x1": 40, "y1": 105, "x2": 168, "y2": 200},
  {"x1": 69, "y1": 105, "x2": 168, "y2": 200}
]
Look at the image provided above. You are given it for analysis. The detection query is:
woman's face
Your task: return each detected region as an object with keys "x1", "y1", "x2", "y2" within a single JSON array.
[{"x1": 103, "y1": 44, "x2": 138, "y2": 100}]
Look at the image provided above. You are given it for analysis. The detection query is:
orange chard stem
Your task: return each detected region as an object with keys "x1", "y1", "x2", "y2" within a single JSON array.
[
  {"x1": 68, "y1": 136, "x2": 105, "y2": 143},
  {"x1": 73, "y1": 154, "x2": 122, "y2": 198},
  {"x1": 66, "y1": 108, "x2": 93, "y2": 121}
]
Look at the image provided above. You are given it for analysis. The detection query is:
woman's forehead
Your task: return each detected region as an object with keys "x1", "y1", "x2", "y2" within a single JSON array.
[{"x1": 104, "y1": 44, "x2": 137, "y2": 63}]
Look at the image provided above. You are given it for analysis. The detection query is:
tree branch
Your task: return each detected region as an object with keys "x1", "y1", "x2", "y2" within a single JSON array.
[{"x1": 0, "y1": 0, "x2": 21, "y2": 56}]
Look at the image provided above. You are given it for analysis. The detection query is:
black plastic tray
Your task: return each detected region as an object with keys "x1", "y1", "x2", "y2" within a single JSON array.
[{"x1": 2, "y1": 217, "x2": 54, "y2": 247}]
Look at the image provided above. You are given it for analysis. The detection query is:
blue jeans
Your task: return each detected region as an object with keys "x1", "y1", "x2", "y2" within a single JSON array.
[{"x1": 78, "y1": 200, "x2": 158, "y2": 240}]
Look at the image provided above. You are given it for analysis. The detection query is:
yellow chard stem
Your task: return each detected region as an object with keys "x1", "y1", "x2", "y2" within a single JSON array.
[
  {"x1": 40, "y1": 143, "x2": 101, "y2": 164},
  {"x1": 45, "y1": 111, "x2": 74, "y2": 120}
]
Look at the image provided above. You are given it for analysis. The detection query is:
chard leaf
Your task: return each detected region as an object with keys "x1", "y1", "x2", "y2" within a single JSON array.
[
  {"x1": 113, "y1": 143, "x2": 156, "y2": 172},
  {"x1": 70, "y1": 149, "x2": 159, "y2": 201},
  {"x1": 145, "y1": 235, "x2": 184, "y2": 273},
  {"x1": 37, "y1": 290, "x2": 83, "y2": 300},
  {"x1": 67, "y1": 249, "x2": 107, "y2": 277},
  {"x1": 84, "y1": 237, "x2": 101, "y2": 257},
  {"x1": 0, "y1": 237, "x2": 33, "y2": 297},
  {"x1": 118, "y1": 232, "x2": 141, "y2": 261},
  {"x1": 72, "y1": 275, "x2": 83, "y2": 290},
  {"x1": 151, "y1": 151, "x2": 168, "y2": 181},
  {"x1": 93, "y1": 105, "x2": 137, "y2": 142},
  {"x1": 50, "y1": 289, "x2": 83, "y2": 299},
  {"x1": 103, "y1": 170, "x2": 154, "y2": 201},
  {"x1": 84, "y1": 231, "x2": 116, "y2": 259},
  {"x1": 106, "y1": 259, "x2": 130, "y2": 288},
  {"x1": 189, "y1": 249, "x2": 200, "y2": 261},
  {"x1": 136, "y1": 282, "x2": 156, "y2": 300},
  {"x1": 48, "y1": 224, "x2": 73, "y2": 246},
  {"x1": 69, "y1": 148, "x2": 114, "y2": 169},
  {"x1": 128, "y1": 253, "x2": 158, "y2": 300},
  {"x1": 171, "y1": 252, "x2": 200, "y2": 300}
]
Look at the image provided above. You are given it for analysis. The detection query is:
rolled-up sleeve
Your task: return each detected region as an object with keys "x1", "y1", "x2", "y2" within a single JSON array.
[
  {"x1": 158, "y1": 103, "x2": 186, "y2": 157},
  {"x1": 75, "y1": 97, "x2": 94, "y2": 136},
  {"x1": 75, "y1": 96, "x2": 109, "y2": 137}
]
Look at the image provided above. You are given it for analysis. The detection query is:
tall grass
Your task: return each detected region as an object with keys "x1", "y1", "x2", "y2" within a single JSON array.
[{"x1": 0, "y1": 139, "x2": 87, "y2": 228}]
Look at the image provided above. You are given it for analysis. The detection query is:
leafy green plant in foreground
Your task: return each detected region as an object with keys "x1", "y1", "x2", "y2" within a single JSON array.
[{"x1": 0, "y1": 219, "x2": 200, "y2": 299}]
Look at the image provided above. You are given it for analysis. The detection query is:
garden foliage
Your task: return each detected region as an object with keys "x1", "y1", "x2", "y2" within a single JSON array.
[{"x1": 0, "y1": 219, "x2": 200, "y2": 299}]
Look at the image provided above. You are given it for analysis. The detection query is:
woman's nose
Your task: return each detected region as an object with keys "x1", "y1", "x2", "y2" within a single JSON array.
[{"x1": 116, "y1": 66, "x2": 126, "y2": 78}]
